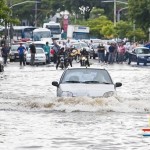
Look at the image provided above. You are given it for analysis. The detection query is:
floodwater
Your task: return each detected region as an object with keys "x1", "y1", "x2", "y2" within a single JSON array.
[{"x1": 0, "y1": 61, "x2": 150, "y2": 150}]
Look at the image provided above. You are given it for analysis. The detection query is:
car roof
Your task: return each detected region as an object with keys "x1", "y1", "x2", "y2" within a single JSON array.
[
  {"x1": 33, "y1": 41, "x2": 46, "y2": 44},
  {"x1": 66, "y1": 66, "x2": 106, "y2": 71}
]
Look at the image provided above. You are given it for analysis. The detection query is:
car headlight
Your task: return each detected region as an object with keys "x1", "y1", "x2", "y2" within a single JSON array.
[
  {"x1": 103, "y1": 91, "x2": 115, "y2": 98},
  {"x1": 61, "y1": 91, "x2": 73, "y2": 97}
]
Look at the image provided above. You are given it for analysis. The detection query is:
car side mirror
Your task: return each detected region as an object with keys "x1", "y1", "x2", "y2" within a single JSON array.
[
  {"x1": 115, "y1": 82, "x2": 122, "y2": 87},
  {"x1": 52, "y1": 81, "x2": 59, "y2": 87}
]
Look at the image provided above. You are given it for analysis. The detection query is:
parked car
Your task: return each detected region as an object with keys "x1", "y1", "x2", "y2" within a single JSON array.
[
  {"x1": 89, "y1": 43, "x2": 99, "y2": 59},
  {"x1": 26, "y1": 47, "x2": 46, "y2": 65},
  {"x1": 32, "y1": 41, "x2": 53, "y2": 62},
  {"x1": 72, "y1": 42, "x2": 90, "y2": 52},
  {"x1": 9, "y1": 44, "x2": 27, "y2": 62},
  {"x1": 127, "y1": 47, "x2": 150, "y2": 66},
  {"x1": 0, "y1": 55, "x2": 4, "y2": 72},
  {"x1": 52, "y1": 67, "x2": 122, "y2": 97}
]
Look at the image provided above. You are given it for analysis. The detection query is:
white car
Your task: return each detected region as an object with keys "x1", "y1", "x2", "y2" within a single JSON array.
[
  {"x1": 26, "y1": 47, "x2": 46, "y2": 65},
  {"x1": 52, "y1": 67, "x2": 122, "y2": 97}
]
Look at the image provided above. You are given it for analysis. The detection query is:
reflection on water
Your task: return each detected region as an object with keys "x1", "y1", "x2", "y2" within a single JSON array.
[{"x1": 0, "y1": 63, "x2": 150, "y2": 149}]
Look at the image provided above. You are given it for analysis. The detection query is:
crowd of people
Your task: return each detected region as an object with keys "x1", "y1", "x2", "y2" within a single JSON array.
[
  {"x1": 0, "y1": 38, "x2": 149, "y2": 69},
  {"x1": 89, "y1": 40, "x2": 149, "y2": 65}
]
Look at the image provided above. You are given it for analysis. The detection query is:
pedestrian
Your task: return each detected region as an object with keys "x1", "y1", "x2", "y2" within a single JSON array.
[
  {"x1": 117, "y1": 43, "x2": 126, "y2": 64},
  {"x1": 17, "y1": 43, "x2": 26, "y2": 67},
  {"x1": 1, "y1": 44, "x2": 9, "y2": 66},
  {"x1": 97, "y1": 43, "x2": 105, "y2": 63},
  {"x1": 44, "y1": 42, "x2": 50, "y2": 64},
  {"x1": 29, "y1": 43, "x2": 36, "y2": 66},
  {"x1": 108, "y1": 43, "x2": 115, "y2": 64},
  {"x1": 52, "y1": 43, "x2": 60, "y2": 64}
]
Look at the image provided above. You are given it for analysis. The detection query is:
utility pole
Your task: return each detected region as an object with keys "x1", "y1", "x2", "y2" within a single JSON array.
[
  {"x1": 35, "y1": 1, "x2": 38, "y2": 27},
  {"x1": 114, "y1": 0, "x2": 116, "y2": 26},
  {"x1": 101, "y1": 0, "x2": 128, "y2": 26}
]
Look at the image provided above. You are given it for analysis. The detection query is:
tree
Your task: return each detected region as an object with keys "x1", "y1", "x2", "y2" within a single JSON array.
[
  {"x1": 80, "y1": 16, "x2": 114, "y2": 38},
  {"x1": 90, "y1": 7, "x2": 104, "y2": 19},
  {"x1": 0, "y1": 0, "x2": 11, "y2": 25},
  {"x1": 128, "y1": 0, "x2": 150, "y2": 33},
  {"x1": 114, "y1": 21, "x2": 133, "y2": 39},
  {"x1": 126, "y1": 28, "x2": 146, "y2": 42},
  {"x1": 63, "y1": 0, "x2": 101, "y2": 20}
]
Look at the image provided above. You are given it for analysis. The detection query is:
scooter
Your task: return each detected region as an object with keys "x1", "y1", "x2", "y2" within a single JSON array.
[{"x1": 80, "y1": 56, "x2": 88, "y2": 66}]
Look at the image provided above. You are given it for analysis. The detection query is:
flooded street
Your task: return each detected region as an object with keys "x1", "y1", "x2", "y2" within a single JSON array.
[{"x1": 0, "y1": 61, "x2": 150, "y2": 150}]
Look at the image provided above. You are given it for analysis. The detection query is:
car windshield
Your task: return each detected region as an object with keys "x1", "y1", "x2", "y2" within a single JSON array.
[
  {"x1": 11, "y1": 45, "x2": 26, "y2": 51},
  {"x1": 28, "y1": 48, "x2": 44, "y2": 54},
  {"x1": 34, "y1": 44, "x2": 45, "y2": 49},
  {"x1": 73, "y1": 44, "x2": 81, "y2": 49},
  {"x1": 61, "y1": 68, "x2": 113, "y2": 84},
  {"x1": 92, "y1": 44, "x2": 99, "y2": 49},
  {"x1": 80, "y1": 42, "x2": 88, "y2": 47},
  {"x1": 136, "y1": 48, "x2": 150, "y2": 54},
  {"x1": 11, "y1": 45, "x2": 19, "y2": 51}
]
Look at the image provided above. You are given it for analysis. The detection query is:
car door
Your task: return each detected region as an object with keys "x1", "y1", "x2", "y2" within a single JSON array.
[{"x1": 130, "y1": 49, "x2": 138, "y2": 62}]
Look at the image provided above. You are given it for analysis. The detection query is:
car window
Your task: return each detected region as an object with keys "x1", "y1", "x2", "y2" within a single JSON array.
[
  {"x1": 11, "y1": 45, "x2": 26, "y2": 51},
  {"x1": 61, "y1": 69, "x2": 112, "y2": 84},
  {"x1": 81, "y1": 43, "x2": 88, "y2": 47},
  {"x1": 137, "y1": 48, "x2": 150, "y2": 54},
  {"x1": 28, "y1": 48, "x2": 44, "y2": 54},
  {"x1": 34, "y1": 44, "x2": 45, "y2": 49},
  {"x1": 36, "y1": 48, "x2": 44, "y2": 53},
  {"x1": 73, "y1": 44, "x2": 81, "y2": 49},
  {"x1": 93, "y1": 44, "x2": 99, "y2": 49}
]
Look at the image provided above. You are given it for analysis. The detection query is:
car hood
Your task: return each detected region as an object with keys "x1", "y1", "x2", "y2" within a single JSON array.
[
  {"x1": 59, "y1": 83, "x2": 115, "y2": 97},
  {"x1": 27, "y1": 53, "x2": 45, "y2": 56}
]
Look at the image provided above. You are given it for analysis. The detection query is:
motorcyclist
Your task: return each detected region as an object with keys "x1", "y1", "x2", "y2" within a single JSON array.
[
  {"x1": 65, "y1": 49, "x2": 73, "y2": 67},
  {"x1": 56, "y1": 47, "x2": 66, "y2": 69},
  {"x1": 80, "y1": 48, "x2": 90, "y2": 66}
]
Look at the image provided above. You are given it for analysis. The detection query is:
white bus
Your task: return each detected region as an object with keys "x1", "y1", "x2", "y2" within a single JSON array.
[
  {"x1": 33, "y1": 28, "x2": 52, "y2": 43},
  {"x1": 67, "y1": 25, "x2": 90, "y2": 40},
  {"x1": 43, "y1": 21, "x2": 61, "y2": 40}
]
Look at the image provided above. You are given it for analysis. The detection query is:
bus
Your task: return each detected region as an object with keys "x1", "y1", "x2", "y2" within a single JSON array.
[
  {"x1": 0, "y1": 26, "x2": 36, "y2": 41},
  {"x1": 33, "y1": 28, "x2": 52, "y2": 43},
  {"x1": 67, "y1": 25, "x2": 90, "y2": 40},
  {"x1": 43, "y1": 21, "x2": 61, "y2": 40}
]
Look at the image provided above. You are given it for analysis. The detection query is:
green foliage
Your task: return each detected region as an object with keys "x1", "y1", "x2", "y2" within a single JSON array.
[
  {"x1": 80, "y1": 15, "x2": 114, "y2": 38},
  {"x1": 128, "y1": 0, "x2": 150, "y2": 32},
  {"x1": 114, "y1": 21, "x2": 133, "y2": 38},
  {"x1": 126, "y1": 28, "x2": 146, "y2": 41},
  {"x1": 90, "y1": 7, "x2": 104, "y2": 19}
]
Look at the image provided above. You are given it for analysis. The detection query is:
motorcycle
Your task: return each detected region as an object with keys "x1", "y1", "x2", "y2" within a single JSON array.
[
  {"x1": 0, "y1": 56, "x2": 4, "y2": 72},
  {"x1": 59, "y1": 55, "x2": 65, "y2": 69},
  {"x1": 80, "y1": 55, "x2": 88, "y2": 66}
]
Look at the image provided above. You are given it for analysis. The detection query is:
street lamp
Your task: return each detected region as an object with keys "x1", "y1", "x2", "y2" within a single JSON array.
[
  {"x1": 117, "y1": 6, "x2": 128, "y2": 22},
  {"x1": 8, "y1": 1, "x2": 41, "y2": 43},
  {"x1": 9, "y1": 1, "x2": 41, "y2": 27},
  {"x1": 102, "y1": 0, "x2": 128, "y2": 26}
]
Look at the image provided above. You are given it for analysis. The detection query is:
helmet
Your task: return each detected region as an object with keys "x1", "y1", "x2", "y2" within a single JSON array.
[{"x1": 83, "y1": 48, "x2": 86, "y2": 51}]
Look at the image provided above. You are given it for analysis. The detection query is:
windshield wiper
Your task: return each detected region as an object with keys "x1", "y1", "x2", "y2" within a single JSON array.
[
  {"x1": 83, "y1": 81, "x2": 100, "y2": 84},
  {"x1": 101, "y1": 82, "x2": 111, "y2": 84},
  {"x1": 65, "y1": 81, "x2": 80, "y2": 83}
]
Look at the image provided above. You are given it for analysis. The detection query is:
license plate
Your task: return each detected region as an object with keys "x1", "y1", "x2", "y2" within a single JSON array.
[{"x1": 16, "y1": 56, "x2": 19, "y2": 58}]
